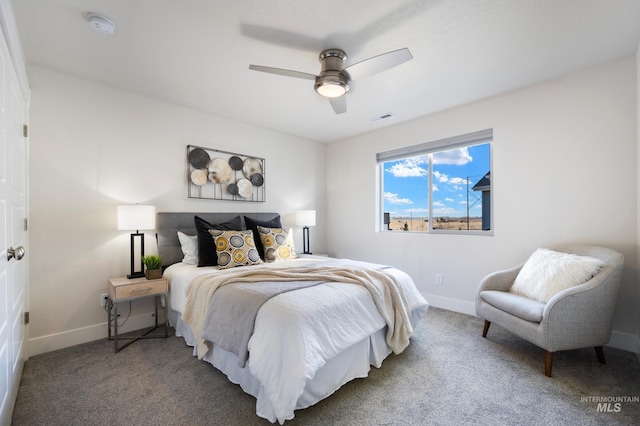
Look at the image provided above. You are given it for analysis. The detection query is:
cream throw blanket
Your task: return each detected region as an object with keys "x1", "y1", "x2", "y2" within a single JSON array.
[{"x1": 181, "y1": 264, "x2": 413, "y2": 359}]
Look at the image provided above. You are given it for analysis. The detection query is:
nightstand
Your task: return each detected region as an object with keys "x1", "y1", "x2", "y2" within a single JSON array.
[{"x1": 107, "y1": 276, "x2": 168, "y2": 353}]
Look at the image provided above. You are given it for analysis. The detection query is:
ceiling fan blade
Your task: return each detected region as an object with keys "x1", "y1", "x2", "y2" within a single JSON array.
[
  {"x1": 241, "y1": 24, "x2": 322, "y2": 52},
  {"x1": 329, "y1": 96, "x2": 347, "y2": 115},
  {"x1": 249, "y1": 65, "x2": 317, "y2": 81},
  {"x1": 343, "y1": 48, "x2": 413, "y2": 81}
]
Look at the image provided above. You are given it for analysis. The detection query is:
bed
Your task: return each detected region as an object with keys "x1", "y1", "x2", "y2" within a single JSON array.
[{"x1": 157, "y1": 212, "x2": 429, "y2": 424}]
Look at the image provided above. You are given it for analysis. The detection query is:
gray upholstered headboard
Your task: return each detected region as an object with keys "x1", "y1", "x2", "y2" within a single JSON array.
[{"x1": 156, "y1": 212, "x2": 280, "y2": 268}]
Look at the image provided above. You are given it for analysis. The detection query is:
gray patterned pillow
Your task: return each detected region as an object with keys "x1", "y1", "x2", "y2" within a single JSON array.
[{"x1": 209, "y1": 229, "x2": 262, "y2": 269}]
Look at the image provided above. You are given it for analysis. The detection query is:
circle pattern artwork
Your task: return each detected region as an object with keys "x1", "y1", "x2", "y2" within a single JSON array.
[
  {"x1": 250, "y1": 173, "x2": 264, "y2": 187},
  {"x1": 190, "y1": 169, "x2": 207, "y2": 186},
  {"x1": 229, "y1": 156, "x2": 244, "y2": 170},
  {"x1": 237, "y1": 179, "x2": 254, "y2": 198},
  {"x1": 243, "y1": 158, "x2": 262, "y2": 179},
  {"x1": 188, "y1": 148, "x2": 210, "y2": 169},
  {"x1": 188, "y1": 146, "x2": 265, "y2": 202},
  {"x1": 208, "y1": 158, "x2": 232, "y2": 183}
]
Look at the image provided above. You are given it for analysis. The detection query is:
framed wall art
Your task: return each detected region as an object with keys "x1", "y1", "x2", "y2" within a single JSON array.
[{"x1": 187, "y1": 144, "x2": 266, "y2": 202}]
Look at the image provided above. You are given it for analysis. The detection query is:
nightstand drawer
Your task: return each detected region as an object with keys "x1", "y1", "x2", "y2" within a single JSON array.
[{"x1": 108, "y1": 277, "x2": 168, "y2": 302}]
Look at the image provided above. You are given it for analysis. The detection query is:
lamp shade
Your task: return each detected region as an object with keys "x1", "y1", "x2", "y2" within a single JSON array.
[
  {"x1": 117, "y1": 205, "x2": 156, "y2": 231},
  {"x1": 295, "y1": 210, "x2": 316, "y2": 227}
]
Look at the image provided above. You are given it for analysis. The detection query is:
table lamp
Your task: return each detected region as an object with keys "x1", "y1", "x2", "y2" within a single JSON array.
[
  {"x1": 296, "y1": 210, "x2": 316, "y2": 255},
  {"x1": 117, "y1": 205, "x2": 156, "y2": 278}
]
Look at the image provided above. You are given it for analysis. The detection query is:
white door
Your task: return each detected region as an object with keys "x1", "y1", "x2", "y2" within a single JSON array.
[{"x1": 0, "y1": 14, "x2": 29, "y2": 426}]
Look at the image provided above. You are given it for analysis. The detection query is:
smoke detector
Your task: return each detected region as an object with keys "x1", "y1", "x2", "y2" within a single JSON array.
[{"x1": 87, "y1": 13, "x2": 115, "y2": 35}]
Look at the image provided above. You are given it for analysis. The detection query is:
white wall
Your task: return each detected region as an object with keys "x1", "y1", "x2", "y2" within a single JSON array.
[
  {"x1": 636, "y1": 44, "x2": 640, "y2": 360},
  {"x1": 27, "y1": 66, "x2": 327, "y2": 355},
  {"x1": 327, "y1": 57, "x2": 638, "y2": 351}
]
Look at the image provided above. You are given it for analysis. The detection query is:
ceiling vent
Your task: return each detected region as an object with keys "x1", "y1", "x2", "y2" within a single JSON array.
[{"x1": 370, "y1": 113, "x2": 394, "y2": 122}]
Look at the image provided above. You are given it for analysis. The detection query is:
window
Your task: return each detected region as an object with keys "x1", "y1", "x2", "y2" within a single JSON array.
[{"x1": 378, "y1": 129, "x2": 492, "y2": 234}]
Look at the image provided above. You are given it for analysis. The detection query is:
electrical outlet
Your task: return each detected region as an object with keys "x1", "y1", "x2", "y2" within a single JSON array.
[
  {"x1": 100, "y1": 293, "x2": 108, "y2": 307},
  {"x1": 435, "y1": 274, "x2": 443, "y2": 285}
]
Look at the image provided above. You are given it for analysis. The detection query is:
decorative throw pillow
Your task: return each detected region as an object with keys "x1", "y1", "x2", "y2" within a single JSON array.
[
  {"x1": 210, "y1": 229, "x2": 263, "y2": 269},
  {"x1": 194, "y1": 215, "x2": 243, "y2": 267},
  {"x1": 257, "y1": 226, "x2": 297, "y2": 262},
  {"x1": 177, "y1": 231, "x2": 198, "y2": 264},
  {"x1": 244, "y1": 215, "x2": 282, "y2": 260},
  {"x1": 510, "y1": 248, "x2": 605, "y2": 303}
]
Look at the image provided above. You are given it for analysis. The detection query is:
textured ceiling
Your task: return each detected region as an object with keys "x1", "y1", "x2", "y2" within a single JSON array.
[{"x1": 12, "y1": 0, "x2": 640, "y2": 143}]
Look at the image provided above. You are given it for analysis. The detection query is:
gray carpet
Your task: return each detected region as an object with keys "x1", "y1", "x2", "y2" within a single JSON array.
[{"x1": 12, "y1": 307, "x2": 640, "y2": 425}]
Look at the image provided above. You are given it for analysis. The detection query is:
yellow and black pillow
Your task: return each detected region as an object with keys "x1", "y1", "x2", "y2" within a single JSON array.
[
  {"x1": 257, "y1": 226, "x2": 298, "y2": 262},
  {"x1": 209, "y1": 229, "x2": 263, "y2": 269}
]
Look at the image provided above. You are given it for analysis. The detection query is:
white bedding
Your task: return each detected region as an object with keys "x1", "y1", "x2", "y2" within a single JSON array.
[{"x1": 164, "y1": 256, "x2": 429, "y2": 423}]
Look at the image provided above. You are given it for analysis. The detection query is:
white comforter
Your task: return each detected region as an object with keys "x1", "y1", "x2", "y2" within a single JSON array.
[{"x1": 164, "y1": 257, "x2": 428, "y2": 423}]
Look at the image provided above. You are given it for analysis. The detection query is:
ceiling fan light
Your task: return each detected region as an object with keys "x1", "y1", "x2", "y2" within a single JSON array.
[
  {"x1": 314, "y1": 73, "x2": 349, "y2": 98},
  {"x1": 316, "y1": 82, "x2": 346, "y2": 98}
]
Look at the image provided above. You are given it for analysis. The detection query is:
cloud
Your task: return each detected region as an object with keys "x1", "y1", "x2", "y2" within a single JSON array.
[
  {"x1": 449, "y1": 177, "x2": 469, "y2": 185},
  {"x1": 434, "y1": 172, "x2": 470, "y2": 193},
  {"x1": 433, "y1": 170, "x2": 449, "y2": 183},
  {"x1": 432, "y1": 147, "x2": 472, "y2": 165},
  {"x1": 433, "y1": 206, "x2": 458, "y2": 215},
  {"x1": 384, "y1": 192, "x2": 413, "y2": 205},
  {"x1": 386, "y1": 157, "x2": 427, "y2": 177}
]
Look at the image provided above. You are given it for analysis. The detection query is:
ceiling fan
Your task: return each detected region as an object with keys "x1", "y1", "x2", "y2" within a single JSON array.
[{"x1": 249, "y1": 47, "x2": 412, "y2": 114}]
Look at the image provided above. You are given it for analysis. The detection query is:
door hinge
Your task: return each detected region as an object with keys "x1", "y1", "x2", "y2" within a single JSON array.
[
  {"x1": 24, "y1": 312, "x2": 30, "y2": 325},
  {"x1": 23, "y1": 124, "x2": 28, "y2": 137},
  {"x1": 24, "y1": 218, "x2": 28, "y2": 231}
]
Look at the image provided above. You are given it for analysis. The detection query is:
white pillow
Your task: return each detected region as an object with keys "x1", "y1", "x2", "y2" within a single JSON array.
[
  {"x1": 177, "y1": 231, "x2": 199, "y2": 264},
  {"x1": 510, "y1": 248, "x2": 604, "y2": 303}
]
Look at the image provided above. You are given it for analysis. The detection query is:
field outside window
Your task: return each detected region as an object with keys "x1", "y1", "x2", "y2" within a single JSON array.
[{"x1": 378, "y1": 130, "x2": 492, "y2": 234}]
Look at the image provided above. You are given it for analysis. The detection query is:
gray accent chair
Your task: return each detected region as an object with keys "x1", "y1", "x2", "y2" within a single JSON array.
[{"x1": 475, "y1": 244, "x2": 624, "y2": 377}]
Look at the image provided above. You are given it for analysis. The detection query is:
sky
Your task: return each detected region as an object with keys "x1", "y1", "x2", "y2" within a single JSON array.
[{"x1": 382, "y1": 143, "x2": 490, "y2": 219}]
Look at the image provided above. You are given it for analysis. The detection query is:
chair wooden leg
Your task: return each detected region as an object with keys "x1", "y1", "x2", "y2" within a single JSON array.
[
  {"x1": 595, "y1": 346, "x2": 606, "y2": 364},
  {"x1": 482, "y1": 320, "x2": 491, "y2": 338},
  {"x1": 544, "y1": 350, "x2": 553, "y2": 377}
]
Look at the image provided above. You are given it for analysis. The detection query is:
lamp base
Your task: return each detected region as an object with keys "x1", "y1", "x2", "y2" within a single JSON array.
[
  {"x1": 302, "y1": 226, "x2": 312, "y2": 255},
  {"x1": 128, "y1": 232, "x2": 146, "y2": 280},
  {"x1": 127, "y1": 272, "x2": 145, "y2": 279}
]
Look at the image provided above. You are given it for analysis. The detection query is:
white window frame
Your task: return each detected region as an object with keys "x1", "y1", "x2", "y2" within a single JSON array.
[{"x1": 377, "y1": 129, "x2": 493, "y2": 235}]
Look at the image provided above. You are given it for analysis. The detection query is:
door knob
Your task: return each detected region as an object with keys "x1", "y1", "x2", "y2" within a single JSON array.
[{"x1": 7, "y1": 246, "x2": 25, "y2": 261}]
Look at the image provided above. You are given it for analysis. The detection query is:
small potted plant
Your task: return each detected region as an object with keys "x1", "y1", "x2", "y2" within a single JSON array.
[{"x1": 142, "y1": 254, "x2": 163, "y2": 280}]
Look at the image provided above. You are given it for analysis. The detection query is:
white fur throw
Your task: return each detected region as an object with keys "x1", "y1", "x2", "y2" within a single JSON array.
[{"x1": 510, "y1": 248, "x2": 604, "y2": 303}]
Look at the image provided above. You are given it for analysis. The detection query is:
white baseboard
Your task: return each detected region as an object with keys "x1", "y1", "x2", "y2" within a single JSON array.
[
  {"x1": 28, "y1": 312, "x2": 162, "y2": 357},
  {"x1": 424, "y1": 292, "x2": 640, "y2": 360},
  {"x1": 606, "y1": 330, "x2": 638, "y2": 353},
  {"x1": 423, "y1": 292, "x2": 476, "y2": 317}
]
